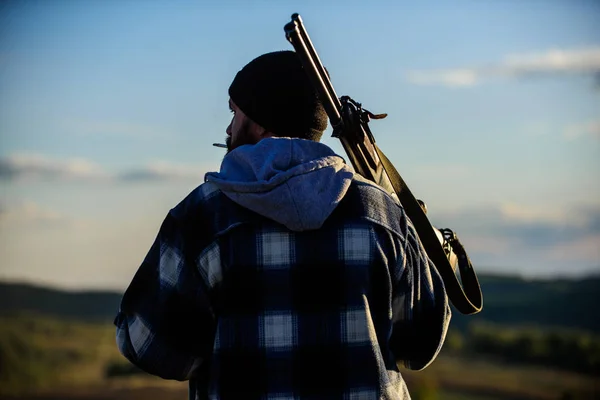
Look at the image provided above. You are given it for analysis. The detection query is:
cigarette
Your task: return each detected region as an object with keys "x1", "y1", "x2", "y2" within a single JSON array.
[{"x1": 213, "y1": 143, "x2": 227, "y2": 148}]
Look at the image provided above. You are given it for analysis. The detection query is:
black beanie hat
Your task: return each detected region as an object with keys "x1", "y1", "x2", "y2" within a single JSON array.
[{"x1": 228, "y1": 50, "x2": 328, "y2": 141}]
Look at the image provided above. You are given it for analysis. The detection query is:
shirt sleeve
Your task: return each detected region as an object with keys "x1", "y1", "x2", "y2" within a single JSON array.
[
  {"x1": 114, "y1": 211, "x2": 216, "y2": 381},
  {"x1": 388, "y1": 215, "x2": 452, "y2": 371}
]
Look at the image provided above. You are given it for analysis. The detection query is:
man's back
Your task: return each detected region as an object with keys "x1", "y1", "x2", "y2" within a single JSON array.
[
  {"x1": 201, "y1": 179, "x2": 408, "y2": 398},
  {"x1": 115, "y1": 137, "x2": 451, "y2": 399}
]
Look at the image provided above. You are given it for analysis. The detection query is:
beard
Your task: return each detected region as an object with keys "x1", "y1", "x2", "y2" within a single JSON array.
[{"x1": 226, "y1": 119, "x2": 256, "y2": 154}]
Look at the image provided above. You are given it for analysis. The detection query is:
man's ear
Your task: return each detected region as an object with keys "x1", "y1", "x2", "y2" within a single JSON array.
[
  {"x1": 258, "y1": 127, "x2": 274, "y2": 139},
  {"x1": 249, "y1": 121, "x2": 272, "y2": 142}
]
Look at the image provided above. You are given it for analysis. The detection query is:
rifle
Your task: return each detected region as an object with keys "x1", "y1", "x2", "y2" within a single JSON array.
[{"x1": 284, "y1": 14, "x2": 483, "y2": 315}]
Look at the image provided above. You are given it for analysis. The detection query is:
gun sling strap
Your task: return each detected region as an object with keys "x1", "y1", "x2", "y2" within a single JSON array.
[{"x1": 375, "y1": 145, "x2": 483, "y2": 315}]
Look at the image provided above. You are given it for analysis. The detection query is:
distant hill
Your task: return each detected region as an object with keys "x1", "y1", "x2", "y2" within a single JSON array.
[
  {"x1": 451, "y1": 273, "x2": 600, "y2": 333},
  {"x1": 0, "y1": 282, "x2": 121, "y2": 322},
  {"x1": 1, "y1": 273, "x2": 599, "y2": 333}
]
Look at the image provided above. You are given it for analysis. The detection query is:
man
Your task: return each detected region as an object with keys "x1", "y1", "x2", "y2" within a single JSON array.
[{"x1": 115, "y1": 50, "x2": 451, "y2": 399}]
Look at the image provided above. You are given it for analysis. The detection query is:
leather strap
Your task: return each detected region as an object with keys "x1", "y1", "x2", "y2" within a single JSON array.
[{"x1": 374, "y1": 144, "x2": 483, "y2": 315}]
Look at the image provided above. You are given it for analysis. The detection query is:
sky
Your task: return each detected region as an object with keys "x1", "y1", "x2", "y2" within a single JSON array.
[{"x1": 0, "y1": 0, "x2": 599, "y2": 291}]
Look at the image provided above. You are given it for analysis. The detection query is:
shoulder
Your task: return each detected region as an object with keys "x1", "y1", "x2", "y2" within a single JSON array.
[
  {"x1": 169, "y1": 181, "x2": 262, "y2": 236},
  {"x1": 168, "y1": 181, "x2": 221, "y2": 221},
  {"x1": 335, "y1": 175, "x2": 409, "y2": 240},
  {"x1": 350, "y1": 174, "x2": 402, "y2": 206}
]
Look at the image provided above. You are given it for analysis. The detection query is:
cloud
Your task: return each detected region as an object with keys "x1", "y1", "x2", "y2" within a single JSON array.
[
  {"x1": 116, "y1": 161, "x2": 206, "y2": 182},
  {"x1": 407, "y1": 69, "x2": 480, "y2": 87},
  {"x1": 405, "y1": 47, "x2": 600, "y2": 87},
  {"x1": 434, "y1": 202, "x2": 600, "y2": 250},
  {"x1": 564, "y1": 120, "x2": 600, "y2": 141},
  {"x1": 546, "y1": 234, "x2": 600, "y2": 264},
  {"x1": 430, "y1": 202, "x2": 600, "y2": 276},
  {"x1": 0, "y1": 153, "x2": 212, "y2": 183},
  {"x1": 0, "y1": 200, "x2": 80, "y2": 228},
  {"x1": 0, "y1": 153, "x2": 109, "y2": 181}
]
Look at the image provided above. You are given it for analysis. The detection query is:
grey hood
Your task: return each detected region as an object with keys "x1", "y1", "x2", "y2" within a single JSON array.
[{"x1": 204, "y1": 137, "x2": 355, "y2": 231}]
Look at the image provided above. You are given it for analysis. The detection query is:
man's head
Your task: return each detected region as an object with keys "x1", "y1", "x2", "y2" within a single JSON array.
[{"x1": 225, "y1": 50, "x2": 328, "y2": 152}]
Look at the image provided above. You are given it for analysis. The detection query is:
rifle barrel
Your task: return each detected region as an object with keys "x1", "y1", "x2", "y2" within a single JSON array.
[
  {"x1": 284, "y1": 17, "x2": 343, "y2": 127},
  {"x1": 291, "y1": 14, "x2": 343, "y2": 113}
]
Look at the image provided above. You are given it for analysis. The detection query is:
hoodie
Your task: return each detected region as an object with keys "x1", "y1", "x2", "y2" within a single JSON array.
[{"x1": 204, "y1": 137, "x2": 355, "y2": 231}]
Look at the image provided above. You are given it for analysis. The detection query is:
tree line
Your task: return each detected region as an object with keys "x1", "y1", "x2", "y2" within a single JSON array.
[{"x1": 444, "y1": 322, "x2": 600, "y2": 376}]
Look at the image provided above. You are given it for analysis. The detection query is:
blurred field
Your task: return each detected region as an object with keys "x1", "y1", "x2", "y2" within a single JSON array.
[{"x1": 0, "y1": 313, "x2": 598, "y2": 400}]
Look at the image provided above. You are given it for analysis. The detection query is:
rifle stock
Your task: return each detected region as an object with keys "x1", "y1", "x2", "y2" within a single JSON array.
[{"x1": 285, "y1": 13, "x2": 483, "y2": 315}]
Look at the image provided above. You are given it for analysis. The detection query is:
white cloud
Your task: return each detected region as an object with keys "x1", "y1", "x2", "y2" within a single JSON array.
[
  {"x1": 564, "y1": 120, "x2": 600, "y2": 141},
  {"x1": 433, "y1": 201, "x2": 600, "y2": 253},
  {"x1": 117, "y1": 161, "x2": 207, "y2": 182},
  {"x1": 497, "y1": 202, "x2": 587, "y2": 225},
  {"x1": 546, "y1": 234, "x2": 600, "y2": 264},
  {"x1": 430, "y1": 202, "x2": 600, "y2": 277},
  {"x1": 0, "y1": 153, "x2": 213, "y2": 183},
  {"x1": 0, "y1": 153, "x2": 109, "y2": 181},
  {"x1": 502, "y1": 48, "x2": 600, "y2": 75},
  {"x1": 406, "y1": 69, "x2": 479, "y2": 87},
  {"x1": 405, "y1": 47, "x2": 600, "y2": 87},
  {"x1": 0, "y1": 200, "x2": 87, "y2": 229}
]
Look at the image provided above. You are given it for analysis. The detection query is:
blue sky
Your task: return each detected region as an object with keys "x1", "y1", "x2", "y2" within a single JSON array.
[{"x1": 1, "y1": 0, "x2": 599, "y2": 290}]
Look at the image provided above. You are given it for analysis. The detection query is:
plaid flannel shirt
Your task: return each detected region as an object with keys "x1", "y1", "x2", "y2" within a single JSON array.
[{"x1": 115, "y1": 177, "x2": 451, "y2": 400}]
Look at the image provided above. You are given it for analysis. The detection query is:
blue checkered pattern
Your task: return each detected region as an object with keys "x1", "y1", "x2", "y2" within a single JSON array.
[{"x1": 115, "y1": 178, "x2": 451, "y2": 399}]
